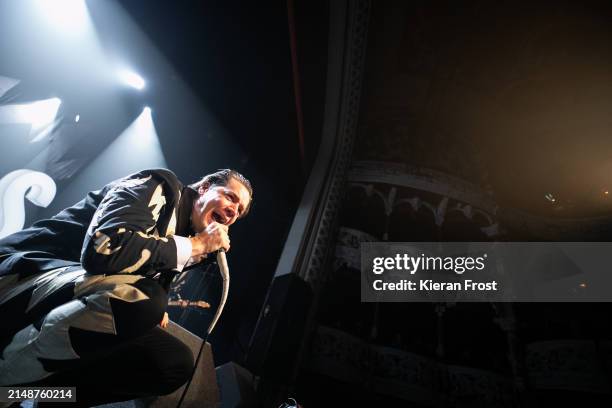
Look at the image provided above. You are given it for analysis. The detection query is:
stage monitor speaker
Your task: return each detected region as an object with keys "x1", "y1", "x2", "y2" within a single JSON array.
[
  {"x1": 149, "y1": 321, "x2": 220, "y2": 408},
  {"x1": 246, "y1": 273, "x2": 313, "y2": 381},
  {"x1": 215, "y1": 361, "x2": 258, "y2": 407}
]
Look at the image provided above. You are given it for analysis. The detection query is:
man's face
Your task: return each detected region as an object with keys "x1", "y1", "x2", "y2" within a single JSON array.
[{"x1": 191, "y1": 177, "x2": 251, "y2": 233}]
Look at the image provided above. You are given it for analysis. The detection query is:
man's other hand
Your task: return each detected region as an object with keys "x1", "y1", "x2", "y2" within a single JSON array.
[{"x1": 160, "y1": 312, "x2": 169, "y2": 328}]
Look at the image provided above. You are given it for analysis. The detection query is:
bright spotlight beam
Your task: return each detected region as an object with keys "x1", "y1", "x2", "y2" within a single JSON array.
[
  {"x1": 36, "y1": 0, "x2": 93, "y2": 35},
  {"x1": 0, "y1": 98, "x2": 62, "y2": 130},
  {"x1": 46, "y1": 106, "x2": 167, "y2": 213},
  {"x1": 25, "y1": 98, "x2": 62, "y2": 129},
  {"x1": 118, "y1": 69, "x2": 146, "y2": 90}
]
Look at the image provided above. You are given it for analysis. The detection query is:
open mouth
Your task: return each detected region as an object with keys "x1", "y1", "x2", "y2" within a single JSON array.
[{"x1": 212, "y1": 211, "x2": 224, "y2": 224}]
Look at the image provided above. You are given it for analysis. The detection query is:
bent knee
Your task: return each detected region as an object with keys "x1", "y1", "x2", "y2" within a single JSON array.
[{"x1": 107, "y1": 278, "x2": 167, "y2": 338}]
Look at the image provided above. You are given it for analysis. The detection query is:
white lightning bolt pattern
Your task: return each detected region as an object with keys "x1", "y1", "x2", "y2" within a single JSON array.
[
  {"x1": 166, "y1": 210, "x2": 177, "y2": 236},
  {"x1": 114, "y1": 175, "x2": 152, "y2": 190},
  {"x1": 148, "y1": 184, "x2": 166, "y2": 223},
  {"x1": 165, "y1": 190, "x2": 180, "y2": 236}
]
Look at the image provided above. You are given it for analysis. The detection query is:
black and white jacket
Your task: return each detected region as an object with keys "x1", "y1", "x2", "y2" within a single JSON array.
[{"x1": 0, "y1": 169, "x2": 197, "y2": 281}]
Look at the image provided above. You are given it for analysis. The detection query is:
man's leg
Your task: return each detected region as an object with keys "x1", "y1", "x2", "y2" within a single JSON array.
[
  {"x1": 29, "y1": 327, "x2": 194, "y2": 407},
  {"x1": 0, "y1": 267, "x2": 85, "y2": 354},
  {"x1": 0, "y1": 274, "x2": 169, "y2": 385}
]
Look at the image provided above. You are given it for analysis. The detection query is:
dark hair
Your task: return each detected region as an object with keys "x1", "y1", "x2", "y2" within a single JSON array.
[{"x1": 190, "y1": 169, "x2": 253, "y2": 217}]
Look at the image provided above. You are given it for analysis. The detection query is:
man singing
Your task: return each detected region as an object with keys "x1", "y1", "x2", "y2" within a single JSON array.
[{"x1": 0, "y1": 168, "x2": 253, "y2": 406}]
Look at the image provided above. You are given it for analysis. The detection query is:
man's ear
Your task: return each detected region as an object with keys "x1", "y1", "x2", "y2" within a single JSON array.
[{"x1": 198, "y1": 182, "x2": 210, "y2": 195}]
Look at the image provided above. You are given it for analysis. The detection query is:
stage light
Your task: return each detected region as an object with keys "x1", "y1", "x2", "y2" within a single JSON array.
[
  {"x1": 36, "y1": 0, "x2": 91, "y2": 35},
  {"x1": 118, "y1": 69, "x2": 146, "y2": 90},
  {"x1": 75, "y1": 114, "x2": 80, "y2": 123},
  {"x1": 78, "y1": 107, "x2": 165, "y2": 178}
]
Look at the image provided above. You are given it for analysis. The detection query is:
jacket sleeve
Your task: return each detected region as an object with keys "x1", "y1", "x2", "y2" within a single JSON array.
[{"x1": 80, "y1": 173, "x2": 182, "y2": 275}]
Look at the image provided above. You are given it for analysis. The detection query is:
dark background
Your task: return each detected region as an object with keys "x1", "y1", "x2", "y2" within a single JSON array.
[{"x1": 2, "y1": 0, "x2": 612, "y2": 406}]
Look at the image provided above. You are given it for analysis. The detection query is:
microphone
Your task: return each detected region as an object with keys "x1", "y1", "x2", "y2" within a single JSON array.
[
  {"x1": 208, "y1": 248, "x2": 230, "y2": 335},
  {"x1": 216, "y1": 248, "x2": 230, "y2": 282}
]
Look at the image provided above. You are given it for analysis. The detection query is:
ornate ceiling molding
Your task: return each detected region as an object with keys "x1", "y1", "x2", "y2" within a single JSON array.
[{"x1": 349, "y1": 160, "x2": 498, "y2": 215}]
